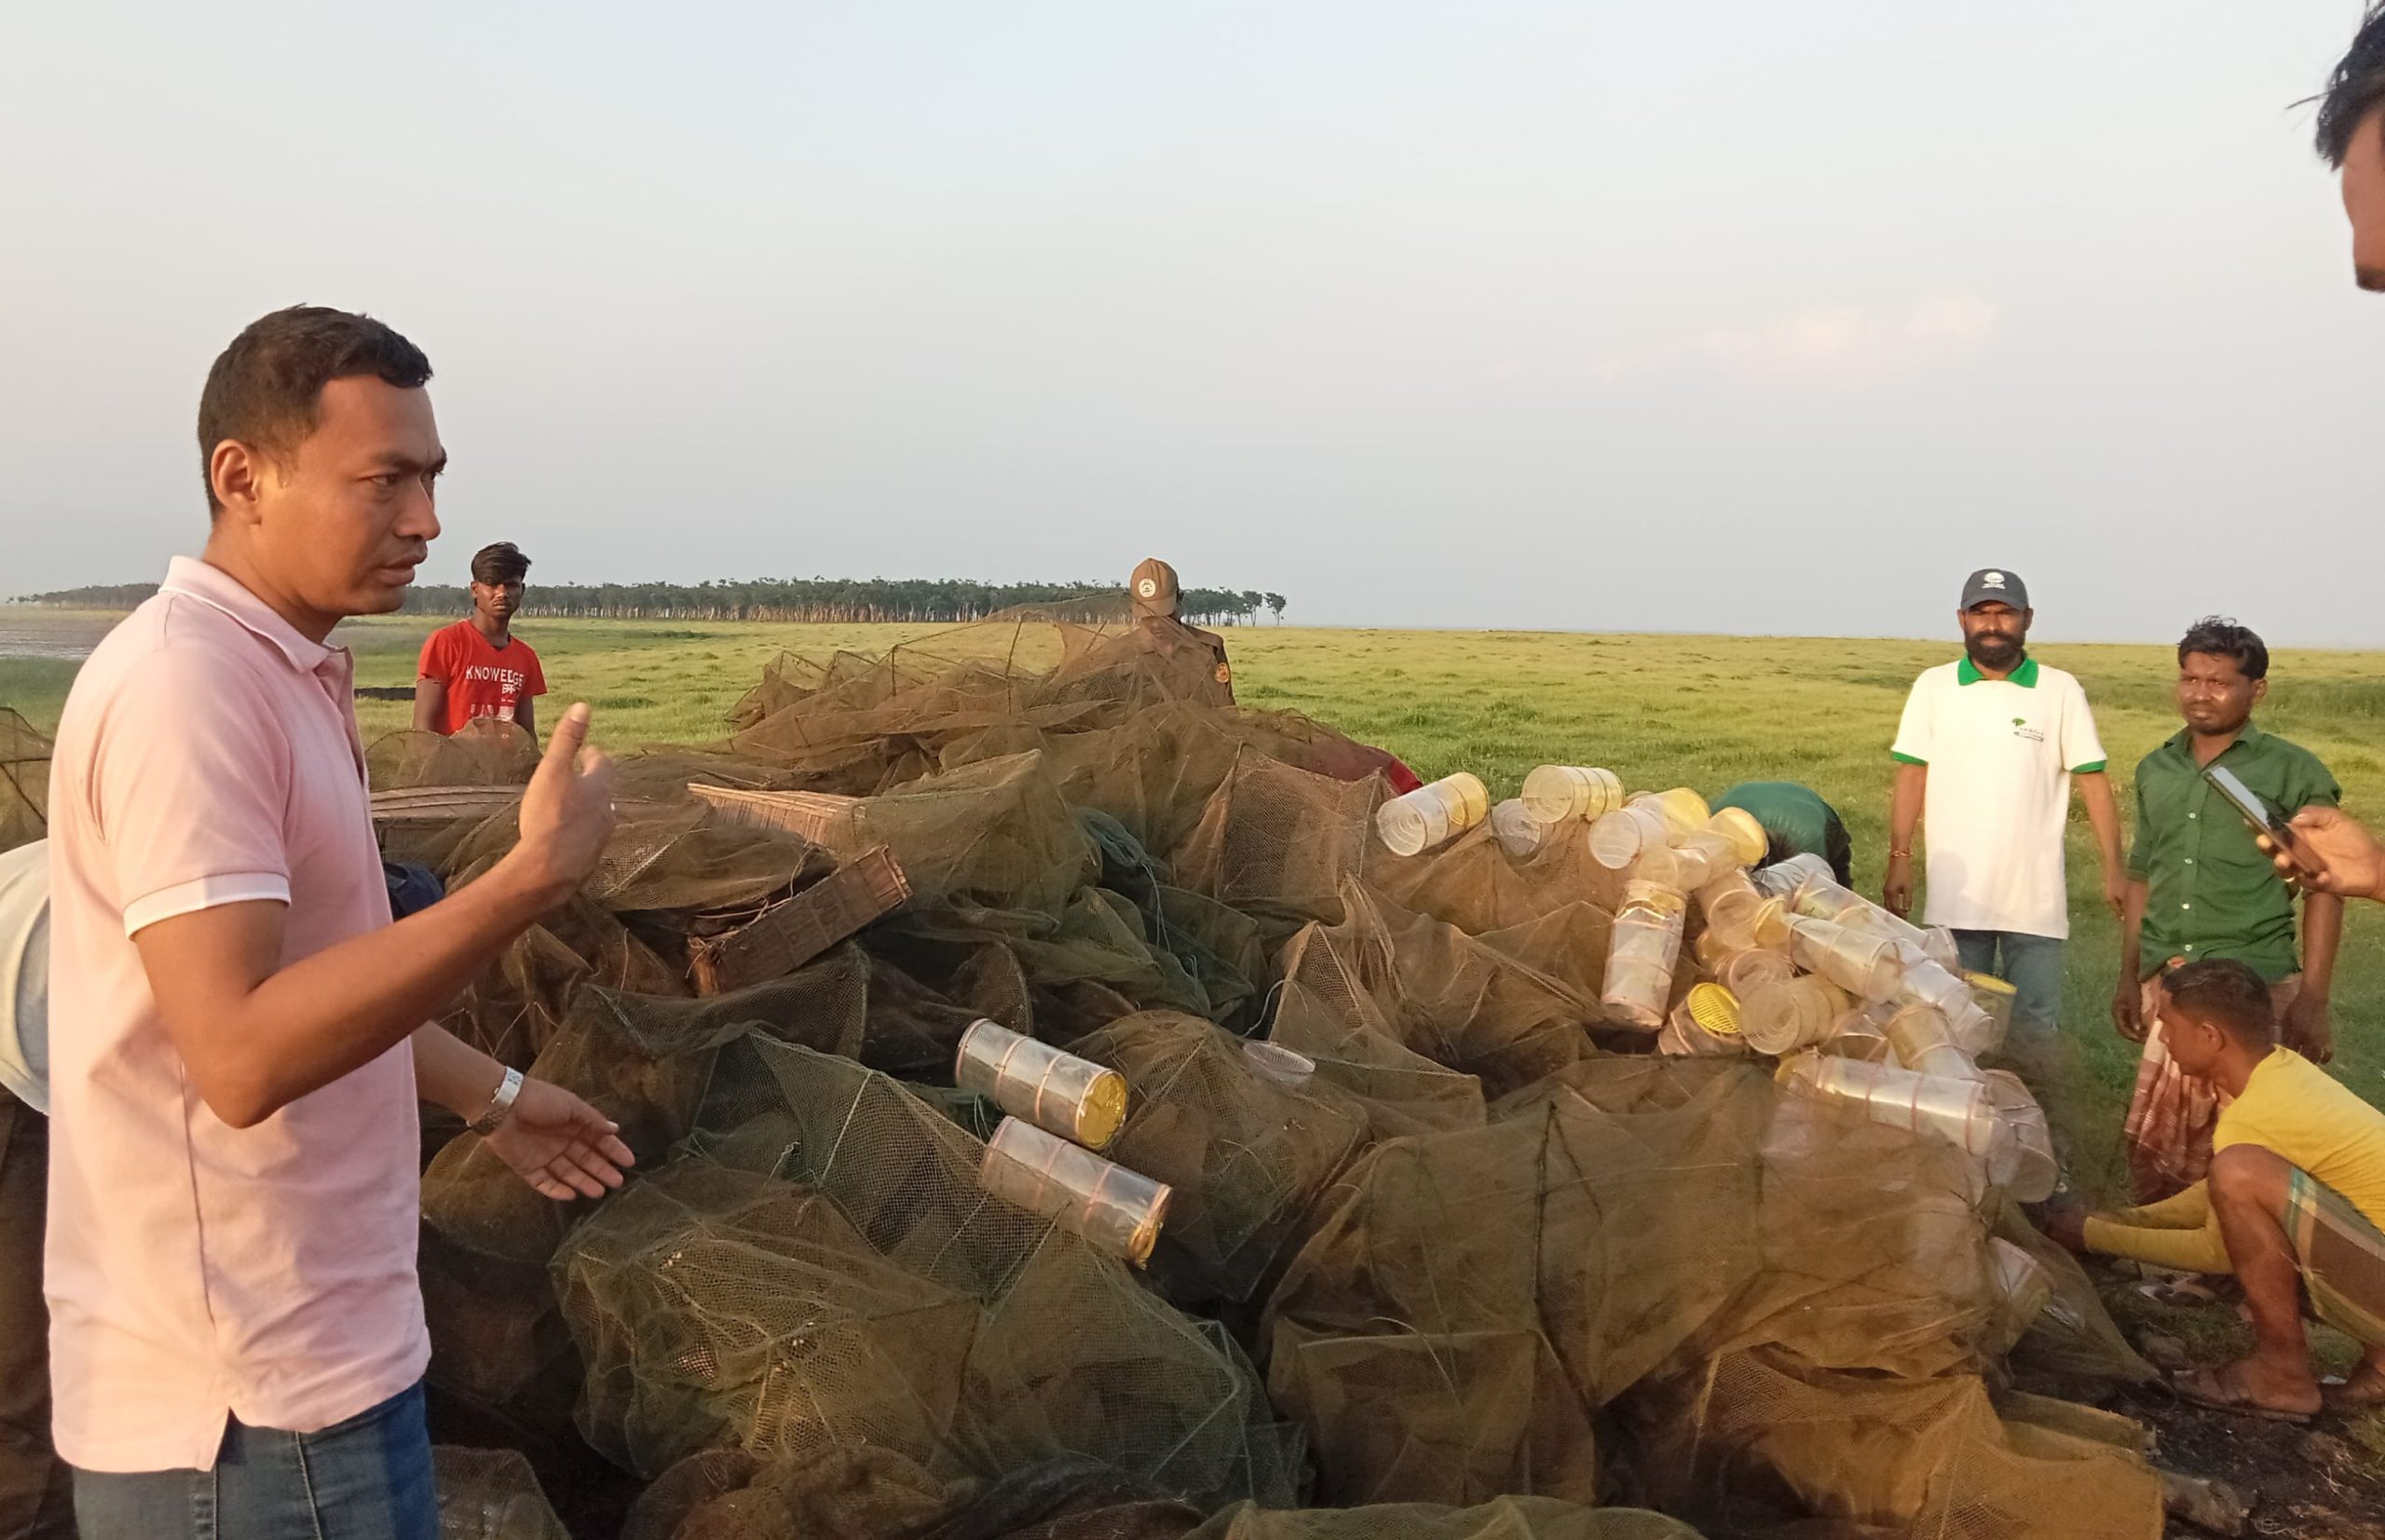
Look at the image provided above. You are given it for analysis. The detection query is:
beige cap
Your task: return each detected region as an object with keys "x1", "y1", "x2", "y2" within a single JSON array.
[{"x1": 1130, "y1": 558, "x2": 1180, "y2": 619}]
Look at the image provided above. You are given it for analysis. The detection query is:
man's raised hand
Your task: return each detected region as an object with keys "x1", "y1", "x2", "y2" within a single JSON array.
[
  {"x1": 509, "y1": 702, "x2": 616, "y2": 906},
  {"x1": 2262, "y1": 806, "x2": 2385, "y2": 902}
]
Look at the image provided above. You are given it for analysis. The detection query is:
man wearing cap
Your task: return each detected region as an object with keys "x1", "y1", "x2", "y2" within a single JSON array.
[
  {"x1": 1885, "y1": 569, "x2": 2126, "y2": 1050},
  {"x1": 1122, "y1": 557, "x2": 1236, "y2": 707}
]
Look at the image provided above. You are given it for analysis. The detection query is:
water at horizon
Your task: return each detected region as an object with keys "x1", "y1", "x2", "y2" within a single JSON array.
[{"x1": 0, "y1": 620, "x2": 113, "y2": 661}]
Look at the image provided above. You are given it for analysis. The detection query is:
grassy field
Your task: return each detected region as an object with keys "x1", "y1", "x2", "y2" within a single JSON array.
[{"x1": 11, "y1": 609, "x2": 2385, "y2": 1204}]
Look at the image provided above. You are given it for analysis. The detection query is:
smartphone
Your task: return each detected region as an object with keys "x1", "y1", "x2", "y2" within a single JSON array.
[{"x1": 2203, "y1": 764, "x2": 2327, "y2": 877}]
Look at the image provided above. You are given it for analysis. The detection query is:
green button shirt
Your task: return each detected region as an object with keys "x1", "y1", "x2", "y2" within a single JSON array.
[
  {"x1": 2127, "y1": 722, "x2": 2338, "y2": 981},
  {"x1": 1712, "y1": 782, "x2": 1844, "y2": 863}
]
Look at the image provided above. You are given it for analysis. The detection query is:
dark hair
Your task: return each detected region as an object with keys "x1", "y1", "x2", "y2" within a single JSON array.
[
  {"x1": 2160, "y1": 958, "x2": 2275, "y2": 1047},
  {"x1": 196, "y1": 306, "x2": 431, "y2": 515},
  {"x1": 471, "y1": 542, "x2": 530, "y2": 586},
  {"x1": 2318, "y1": 7, "x2": 2385, "y2": 168},
  {"x1": 2177, "y1": 616, "x2": 2268, "y2": 682}
]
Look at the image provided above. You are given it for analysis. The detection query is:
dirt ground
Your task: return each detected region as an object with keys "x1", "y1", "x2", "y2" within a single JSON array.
[{"x1": 2092, "y1": 1270, "x2": 2385, "y2": 1538}]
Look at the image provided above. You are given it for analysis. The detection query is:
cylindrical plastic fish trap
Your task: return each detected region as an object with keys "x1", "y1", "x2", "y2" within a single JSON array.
[
  {"x1": 1489, "y1": 798, "x2": 1554, "y2": 859},
  {"x1": 1520, "y1": 764, "x2": 1625, "y2": 825},
  {"x1": 1601, "y1": 879, "x2": 1687, "y2": 1029},
  {"x1": 956, "y1": 1019, "x2": 1129, "y2": 1150},
  {"x1": 1738, "y1": 975, "x2": 1852, "y2": 1056},
  {"x1": 1375, "y1": 772, "x2": 1490, "y2": 857},
  {"x1": 1785, "y1": 1054, "x2": 1999, "y2": 1158},
  {"x1": 1588, "y1": 802, "x2": 1670, "y2": 870},
  {"x1": 978, "y1": 1117, "x2": 1173, "y2": 1267}
]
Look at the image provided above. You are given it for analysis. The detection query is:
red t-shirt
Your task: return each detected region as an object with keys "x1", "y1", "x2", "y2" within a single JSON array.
[{"x1": 416, "y1": 621, "x2": 546, "y2": 736}]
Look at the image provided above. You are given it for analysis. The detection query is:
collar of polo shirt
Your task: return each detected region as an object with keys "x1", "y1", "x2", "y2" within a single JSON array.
[
  {"x1": 157, "y1": 556, "x2": 338, "y2": 675},
  {"x1": 1956, "y1": 655, "x2": 2038, "y2": 688}
]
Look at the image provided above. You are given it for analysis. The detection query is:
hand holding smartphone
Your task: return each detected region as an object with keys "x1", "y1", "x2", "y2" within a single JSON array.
[{"x1": 2203, "y1": 765, "x2": 2329, "y2": 879}]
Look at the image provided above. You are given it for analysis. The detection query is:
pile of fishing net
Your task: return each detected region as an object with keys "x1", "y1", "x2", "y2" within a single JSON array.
[
  {"x1": 144, "y1": 610, "x2": 2172, "y2": 1538},
  {"x1": 0, "y1": 707, "x2": 45, "y2": 852}
]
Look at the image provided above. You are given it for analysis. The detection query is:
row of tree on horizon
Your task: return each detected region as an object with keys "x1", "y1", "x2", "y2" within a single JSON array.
[{"x1": 14, "y1": 577, "x2": 1291, "y2": 627}]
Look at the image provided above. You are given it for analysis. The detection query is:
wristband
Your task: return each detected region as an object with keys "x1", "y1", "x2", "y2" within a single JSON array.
[
  {"x1": 1888, "y1": 849, "x2": 1912, "y2": 859},
  {"x1": 470, "y1": 1067, "x2": 525, "y2": 1136}
]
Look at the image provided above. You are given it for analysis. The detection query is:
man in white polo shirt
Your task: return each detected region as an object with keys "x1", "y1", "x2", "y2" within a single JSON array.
[{"x1": 1886, "y1": 568, "x2": 2126, "y2": 1049}]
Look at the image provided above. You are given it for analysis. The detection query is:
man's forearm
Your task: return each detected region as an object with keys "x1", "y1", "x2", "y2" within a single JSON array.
[
  {"x1": 2078, "y1": 771, "x2": 2124, "y2": 875},
  {"x1": 412, "y1": 1024, "x2": 511, "y2": 1124},
  {"x1": 138, "y1": 856, "x2": 572, "y2": 1128},
  {"x1": 2119, "y1": 878, "x2": 2148, "y2": 976},
  {"x1": 1889, "y1": 764, "x2": 1926, "y2": 852},
  {"x1": 2304, "y1": 890, "x2": 2345, "y2": 996}
]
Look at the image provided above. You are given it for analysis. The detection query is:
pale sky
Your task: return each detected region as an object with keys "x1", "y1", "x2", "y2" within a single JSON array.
[{"x1": 2, "y1": 2, "x2": 2378, "y2": 640}]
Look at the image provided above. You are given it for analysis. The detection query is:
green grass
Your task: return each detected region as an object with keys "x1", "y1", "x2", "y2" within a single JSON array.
[{"x1": 12, "y1": 611, "x2": 2385, "y2": 1204}]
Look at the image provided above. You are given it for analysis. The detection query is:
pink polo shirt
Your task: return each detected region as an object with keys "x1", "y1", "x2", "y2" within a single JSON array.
[{"x1": 45, "y1": 556, "x2": 426, "y2": 1472}]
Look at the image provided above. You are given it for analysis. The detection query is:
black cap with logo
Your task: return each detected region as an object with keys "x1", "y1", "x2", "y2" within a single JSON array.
[{"x1": 1959, "y1": 568, "x2": 2029, "y2": 610}]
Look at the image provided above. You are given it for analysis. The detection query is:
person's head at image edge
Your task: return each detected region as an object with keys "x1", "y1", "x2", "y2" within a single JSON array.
[
  {"x1": 470, "y1": 541, "x2": 530, "y2": 640},
  {"x1": 2319, "y1": 5, "x2": 2385, "y2": 292},
  {"x1": 1956, "y1": 567, "x2": 2031, "y2": 677},
  {"x1": 198, "y1": 305, "x2": 443, "y2": 638}
]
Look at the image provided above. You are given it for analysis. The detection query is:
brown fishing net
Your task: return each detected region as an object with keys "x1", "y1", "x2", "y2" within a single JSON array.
[
  {"x1": 1185, "y1": 1502, "x2": 1701, "y2": 1540},
  {"x1": 360, "y1": 618, "x2": 2161, "y2": 1539},
  {"x1": 1274, "y1": 881, "x2": 1594, "y2": 1099},
  {"x1": 1069, "y1": 1011, "x2": 1368, "y2": 1302},
  {"x1": 0, "y1": 708, "x2": 47, "y2": 853},
  {"x1": 434, "y1": 1446, "x2": 573, "y2": 1540}
]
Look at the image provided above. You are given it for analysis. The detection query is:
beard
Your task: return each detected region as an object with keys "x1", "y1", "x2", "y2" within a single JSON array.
[{"x1": 1965, "y1": 632, "x2": 2024, "y2": 671}]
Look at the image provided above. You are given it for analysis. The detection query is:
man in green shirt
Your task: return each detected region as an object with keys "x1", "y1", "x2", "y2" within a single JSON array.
[
  {"x1": 1712, "y1": 782, "x2": 1853, "y2": 886},
  {"x1": 2116, "y1": 618, "x2": 2343, "y2": 1201}
]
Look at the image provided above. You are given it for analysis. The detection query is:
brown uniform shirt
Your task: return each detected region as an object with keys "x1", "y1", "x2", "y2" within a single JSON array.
[{"x1": 1078, "y1": 617, "x2": 1235, "y2": 707}]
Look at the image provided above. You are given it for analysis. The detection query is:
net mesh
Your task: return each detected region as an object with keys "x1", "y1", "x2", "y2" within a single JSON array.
[
  {"x1": 0, "y1": 708, "x2": 47, "y2": 853},
  {"x1": 327, "y1": 619, "x2": 2165, "y2": 1540},
  {"x1": 434, "y1": 1446, "x2": 573, "y2": 1540}
]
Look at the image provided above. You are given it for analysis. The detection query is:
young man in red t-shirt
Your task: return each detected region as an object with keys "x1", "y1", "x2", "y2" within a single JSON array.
[{"x1": 413, "y1": 542, "x2": 547, "y2": 741}]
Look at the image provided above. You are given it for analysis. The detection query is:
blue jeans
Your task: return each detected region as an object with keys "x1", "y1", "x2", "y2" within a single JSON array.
[
  {"x1": 72, "y1": 1383, "x2": 434, "y2": 1540},
  {"x1": 1952, "y1": 930, "x2": 2064, "y2": 1043}
]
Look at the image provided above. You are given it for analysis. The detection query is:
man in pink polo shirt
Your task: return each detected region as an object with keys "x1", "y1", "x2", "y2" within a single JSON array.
[{"x1": 45, "y1": 306, "x2": 631, "y2": 1539}]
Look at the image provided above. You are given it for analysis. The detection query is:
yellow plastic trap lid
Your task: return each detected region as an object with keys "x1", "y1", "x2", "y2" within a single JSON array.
[
  {"x1": 1074, "y1": 1073, "x2": 1130, "y2": 1151},
  {"x1": 1963, "y1": 971, "x2": 2018, "y2": 999},
  {"x1": 1709, "y1": 807, "x2": 1769, "y2": 866},
  {"x1": 1444, "y1": 772, "x2": 1491, "y2": 825},
  {"x1": 1644, "y1": 786, "x2": 1711, "y2": 835},
  {"x1": 1686, "y1": 982, "x2": 1743, "y2": 1036}
]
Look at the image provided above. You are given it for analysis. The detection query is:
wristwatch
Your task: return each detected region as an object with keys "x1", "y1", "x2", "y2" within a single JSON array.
[{"x1": 470, "y1": 1067, "x2": 525, "y2": 1136}]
